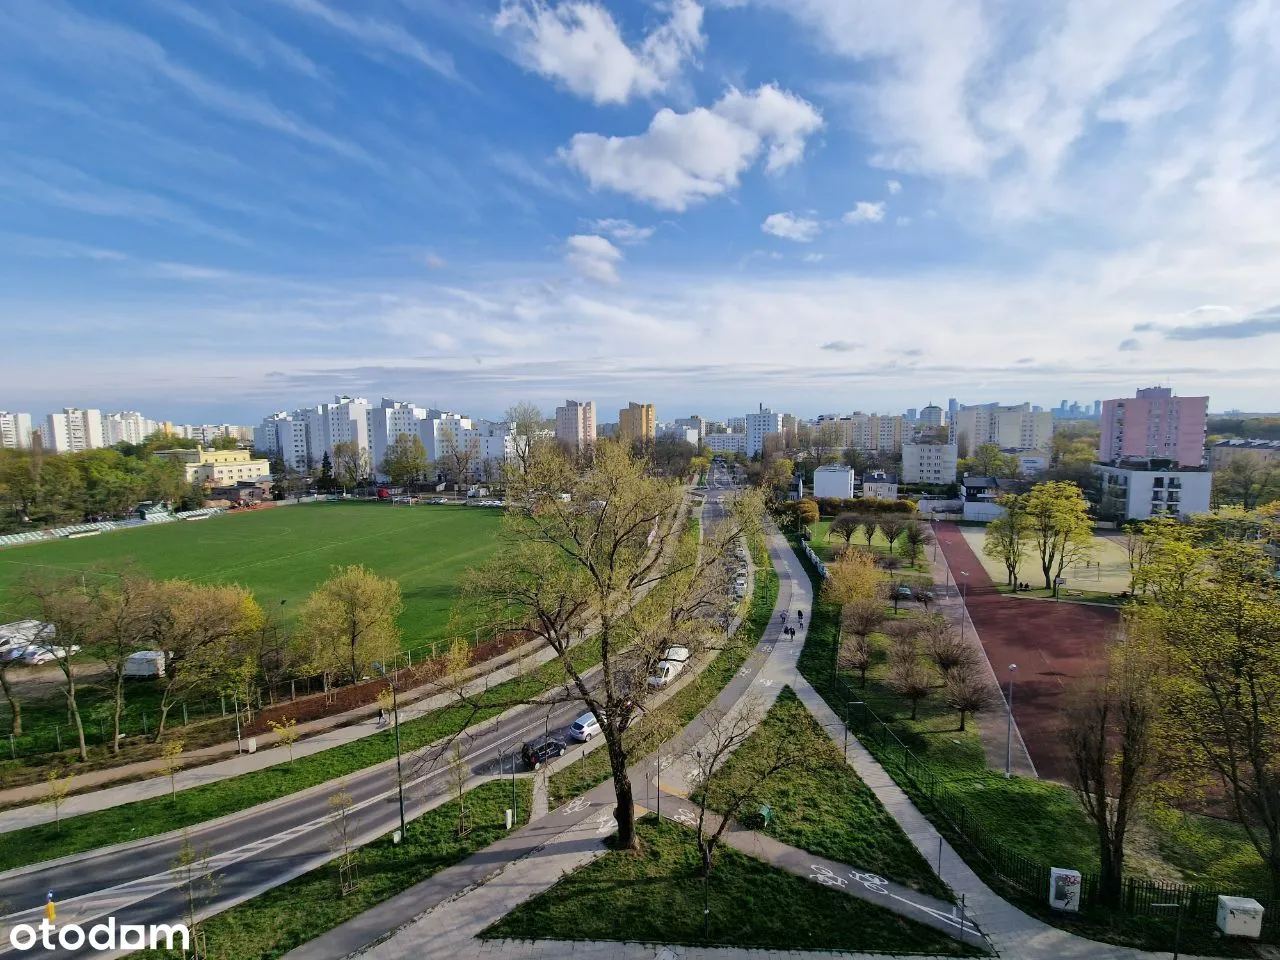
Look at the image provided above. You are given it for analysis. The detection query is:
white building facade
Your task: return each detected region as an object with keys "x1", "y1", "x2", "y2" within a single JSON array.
[
  {"x1": 704, "y1": 433, "x2": 746, "y2": 454},
  {"x1": 813, "y1": 464, "x2": 857, "y2": 499},
  {"x1": 745, "y1": 407, "x2": 783, "y2": 457},
  {"x1": 555, "y1": 400, "x2": 596, "y2": 453},
  {"x1": 0, "y1": 412, "x2": 33, "y2": 449},
  {"x1": 1093, "y1": 464, "x2": 1212, "y2": 521},
  {"x1": 902, "y1": 443, "x2": 958, "y2": 484},
  {"x1": 101, "y1": 411, "x2": 158, "y2": 446},
  {"x1": 43, "y1": 408, "x2": 104, "y2": 453}
]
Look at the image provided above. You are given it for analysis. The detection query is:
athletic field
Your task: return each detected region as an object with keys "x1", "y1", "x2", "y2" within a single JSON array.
[
  {"x1": 957, "y1": 526, "x2": 1131, "y2": 594},
  {"x1": 0, "y1": 503, "x2": 503, "y2": 648}
]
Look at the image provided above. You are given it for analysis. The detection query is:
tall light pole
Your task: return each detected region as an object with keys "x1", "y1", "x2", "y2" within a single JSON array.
[
  {"x1": 375, "y1": 663, "x2": 407, "y2": 841},
  {"x1": 1005, "y1": 664, "x2": 1017, "y2": 779}
]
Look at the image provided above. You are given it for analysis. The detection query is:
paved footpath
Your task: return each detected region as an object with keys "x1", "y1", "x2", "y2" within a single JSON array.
[{"x1": 342, "y1": 525, "x2": 1220, "y2": 960}]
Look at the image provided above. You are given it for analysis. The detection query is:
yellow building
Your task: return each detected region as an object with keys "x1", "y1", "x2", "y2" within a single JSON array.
[
  {"x1": 155, "y1": 448, "x2": 272, "y2": 486},
  {"x1": 618, "y1": 402, "x2": 656, "y2": 443}
]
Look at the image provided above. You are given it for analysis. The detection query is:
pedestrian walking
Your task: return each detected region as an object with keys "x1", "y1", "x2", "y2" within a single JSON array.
[{"x1": 377, "y1": 708, "x2": 388, "y2": 728}]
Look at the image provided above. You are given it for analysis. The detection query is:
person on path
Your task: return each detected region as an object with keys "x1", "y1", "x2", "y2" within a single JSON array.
[{"x1": 376, "y1": 708, "x2": 388, "y2": 728}]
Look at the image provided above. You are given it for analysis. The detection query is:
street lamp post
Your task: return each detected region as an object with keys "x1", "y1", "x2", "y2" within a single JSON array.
[
  {"x1": 1005, "y1": 664, "x2": 1017, "y2": 779},
  {"x1": 375, "y1": 664, "x2": 407, "y2": 842}
]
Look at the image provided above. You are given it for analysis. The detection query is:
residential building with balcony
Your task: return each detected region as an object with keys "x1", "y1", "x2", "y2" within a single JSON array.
[
  {"x1": 1093, "y1": 461, "x2": 1212, "y2": 521},
  {"x1": 0, "y1": 412, "x2": 33, "y2": 449},
  {"x1": 1210, "y1": 438, "x2": 1280, "y2": 470},
  {"x1": 618, "y1": 402, "x2": 656, "y2": 443},
  {"x1": 902, "y1": 443, "x2": 957, "y2": 484},
  {"x1": 555, "y1": 400, "x2": 596, "y2": 453}
]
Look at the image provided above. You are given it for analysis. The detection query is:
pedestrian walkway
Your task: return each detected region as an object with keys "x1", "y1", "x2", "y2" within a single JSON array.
[{"x1": 922, "y1": 528, "x2": 1036, "y2": 778}]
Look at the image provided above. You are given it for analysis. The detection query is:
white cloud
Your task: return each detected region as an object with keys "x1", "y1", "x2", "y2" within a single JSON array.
[
  {"x1": 761, "y1": 212, "x2": 821, "y2": 242},
  {"x1": 802, "y1": 252, "x2": 826, "y2": 262},
  {"x1": 561, "y1": 84, "x2": 823, "y2": 211},
  {"x1": 565, "y1": 234, "x2": 623, "y2": 282},
  {"x1": 495, "y1": 0, "x2": 704, "y2": 105},
  {"x1": 895, "y1": 216, "x2": 911, "y2": 226},
  {"x1": 843, "y1": 201, "x2": 885, "y2": 223},
  {"x1": 424, "y1": 252, "x2": 446, "y2": 269},
  {"x1": 886, "y1": 179, "x2": 901, "y2": 194},
  {"x1": 591, "y1": 218, "x2": 655, "y2": 243}
]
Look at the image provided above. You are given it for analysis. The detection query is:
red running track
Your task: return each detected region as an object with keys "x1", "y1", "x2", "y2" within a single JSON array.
[{"x1": 933, "y1": 522, "x2": 1119, "y2": 782}]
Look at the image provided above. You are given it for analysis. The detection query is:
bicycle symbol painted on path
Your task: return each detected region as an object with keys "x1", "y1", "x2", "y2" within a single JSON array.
[
  {"x1": 563, "y1": 796, "x2": 590, "y2": 815},
  {"x1": 671, "y1": 807, "x2": 698, "y2": 827},
  {"x1": 808, "y1": 865, "x2": 889, "y2": 895}
]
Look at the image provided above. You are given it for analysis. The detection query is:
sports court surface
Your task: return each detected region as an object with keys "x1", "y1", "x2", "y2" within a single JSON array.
[
  {"x1": 0, "y1": 502, "x2": 502, "y2": 648},
  {"x1": 934, "y1": 522, "x2": 1119, "y2": 782},
  {"x1": 956, "y1": 525, "x2": 1132, "y2": 594}
]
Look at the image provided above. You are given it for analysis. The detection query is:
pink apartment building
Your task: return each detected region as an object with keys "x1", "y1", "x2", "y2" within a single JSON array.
[{"x1": 1099, "y1": 387, "x2": 1208, "y2": 468}]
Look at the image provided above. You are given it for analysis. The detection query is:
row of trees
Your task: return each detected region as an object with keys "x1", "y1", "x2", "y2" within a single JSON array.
[
  {"x1": 827, "y1": 513, "x2": 933, "y2": 564},
  {"x1": 1065, "y1": 510, "x2": 1280, "y2": 902},
  {"x1": 0, "y1": 442, "x2": 200, "y2": 532},
  {"x1": 2, "y1": 564, "x2": 403, "y2": 761}
]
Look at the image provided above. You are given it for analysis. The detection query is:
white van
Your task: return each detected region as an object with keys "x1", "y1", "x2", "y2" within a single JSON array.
[
  {"x1": 647, "y1": 659, "x2": 683, "y2": 688},
  {"x1": 661, "y1": 646, "x2": 690, "y2": 664},
  {"x1": 124, "y1": 651, "x2": 168, "y2": 679}
]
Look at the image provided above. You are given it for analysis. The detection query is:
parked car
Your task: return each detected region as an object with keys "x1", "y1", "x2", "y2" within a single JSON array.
[
  {"x1": 568, "y1": 712, "x2": 602, "y2": 742},
  {"x1": 15, "y1": 644, "x2": 81, "y2": 666},
  {"x1": 661, "y1": 646, "x2": 691, "y2": 664},
  {"x1": 521, "y1": 737, "x2": 567, "y2": 770},
  {"x1": 893, "y1": 585, "x2": 914, "y2": 600},
  {"x1": 647, "y1": 659, "x2": 683, "y2": 688}
]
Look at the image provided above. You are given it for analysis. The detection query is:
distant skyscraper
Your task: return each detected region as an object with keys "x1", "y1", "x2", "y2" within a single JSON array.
[
  {"x1": 618, "y1": 402, "x2": 656, "y2": 442},
  {"x1": 1099, "y1": 387, "x2": 1208, "y2": 468},
  {"x1": 43, "y1": 408, "x2": 104, "y2": 453},
  {"x1": 947, "y1": 398, "x2": 958, "y2": 426},
  {"x1": 905, "y1": 408, "x2": 917, "y2": 422},
  {"x1": 1093, "y1": 400, "x2": 1102, "y2": 417},
  {"x1": 919, "y1": 404, "x2": 944, "y2": 428}
]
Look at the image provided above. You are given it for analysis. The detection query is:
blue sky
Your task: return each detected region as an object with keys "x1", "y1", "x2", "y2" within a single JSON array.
[{"x1": 1, "y1": 0, "x2": 1278, "y2": 424}]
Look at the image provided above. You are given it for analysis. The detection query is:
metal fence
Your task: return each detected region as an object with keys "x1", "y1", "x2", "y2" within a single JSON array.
[{"x1": 3, "y1": 631, "x2": 470, "y2": 762}]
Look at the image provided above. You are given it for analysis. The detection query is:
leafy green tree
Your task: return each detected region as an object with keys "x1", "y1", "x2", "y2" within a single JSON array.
[
  {"x1": 958, "y1": 443, "x2": 1020, "y2": 479},
  {"x1": 210, "y1": 435, "x2": 239, "y2": 451},
  {"x1": 379, "y1": 434, "x2": 429, "y2": 489},
  {"x1": 983, "y1": 495, "x2": 1031, "y2": 585},
  {"x1": 296, "y1": 566, "x2": 403, "y2": 685},
  {"x1": 1023, "y1": 481, "x2": 1096, "y2": 590},
  {"x1": 1213, "y1": 453, "x2": 1279, "y2": 509}
]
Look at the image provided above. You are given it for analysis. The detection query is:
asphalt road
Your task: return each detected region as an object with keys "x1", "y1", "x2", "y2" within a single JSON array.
[{"x1": 0, "y1": 485, "x2": 740, "y2": 959}]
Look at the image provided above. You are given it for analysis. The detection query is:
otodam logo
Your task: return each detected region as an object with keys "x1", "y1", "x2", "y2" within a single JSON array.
[{"x1": 8, "y1": 919, "x2": 190, "y2": 953}]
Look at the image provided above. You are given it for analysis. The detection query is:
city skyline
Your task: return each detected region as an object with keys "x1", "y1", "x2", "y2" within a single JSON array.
[{"x1": 3, "y1": 1, "x2": 1280, "y2": 419}]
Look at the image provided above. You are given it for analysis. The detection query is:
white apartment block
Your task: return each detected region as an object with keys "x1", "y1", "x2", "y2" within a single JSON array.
[
  {"x1": 949, "y1": 403, "x2": 1052, "y2": 456},
  {"x1": 420, "y1": 412, "x2": 473, "y2": 463},
  {"x1": 1093, "y1": 464, "x2": 1212, "y2": 521},
  {"x1": 0, "y1": 412, "x2": 33, "y2": 449},
  {"x1": 813, "y1": 464, "x2": 857, "y2": 499},
  {"x1": 901, "y1": 443, "x2": 958, "y2": 484},
  {"x1": 43, "y1": 408, "x2": 104, "y2": 453},
  {"x1": 556, "y1": 400, "x2": 596, "y2": 453},
  {"x1": 745, "y1": 406, "x2": 783, "y2": 457},
  {"x1": 101, "y1": 411, "x2": 158, "y2": 446},
  {"x1": 256, "y1": 413, "x2": 312, "y2": 470},
  {"x1": 369, "y1": 398, "x2": 427, "y2": 473},
  {"x1": 704, "y1": 433, "x2": 746, "y2": 454},
  {"x1": 673, "y1": 416, "x2": 705, "y2": 440}
]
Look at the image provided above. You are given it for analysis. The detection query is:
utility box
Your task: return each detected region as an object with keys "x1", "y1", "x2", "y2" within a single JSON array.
[
  {"x1": 1216, "y1": 896, "x2": 1264, "y2": 938},
  {"x1": 244, "y1": 737, "x2": 257, "y2": 754},
  {"x1": 1048, "y1": 868, "x2": 1082, "y2": 912}
]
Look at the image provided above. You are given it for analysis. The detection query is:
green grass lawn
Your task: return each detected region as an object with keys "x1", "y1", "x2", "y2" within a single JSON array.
[
  {"x1": 482, "y1": 815, "x2": 979, "y2": 955},
  {"x1": 0, "y1": 640, "x2": 602, "y2": 872},
  {"x1": 0, "y1": 502, "x2": 502, "y2": 647},
  {"x1": 707, "y1": 686, "x2": 951, "y2": 900},
  {"x1": 808, "y1": 519, "x2": 932, "y2": 585},
  {"x1": 155, "y1": 778, "x2": 533, "y2": 960},
  {"x1": 547, "y1": 525, "x2": 779, "y2": 808}
]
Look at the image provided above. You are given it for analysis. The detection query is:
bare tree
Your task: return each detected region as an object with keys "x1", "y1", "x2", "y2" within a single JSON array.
[
  {"x1": 919, "y1": 616, "x2": 975, "y2": 675},
  {"x1": 327, "y1": 784, "x2": 360, "y2": 895},
  {"x1": 173, "y1": 832, "x2": 219, "y2": 957},
  {"x1": 841, "y1": 599, "x2": 885, "y2": 686},
  {"x1": 504, "y1": 401, "x2": 544, "y2": 474},
  {"x1": 944, "y1": 664, "x2": 994, "y2": 731},
  {"x1": 829, "y1": 512, "x2": 861, "y2": 546},
  {"x1": 879, "y1": 516, "x2": 907, "y2": 555},
  {"x1": 450, "y1": 441, "x2": 762, "y2": 850},
  {"x1": 1063, "y1": 630, "x2": 1160, "y2": 907},
  {"x1": 887, "y1": 640, "x2": 933, "y2": 721},
  {"x1": 901, "y1": 519, "x2": 932, "y2": 563},
  {"x1": 839, "y1": 630, "x2": 874, "y2": 688},
  {"x1": 686, "y1": 698, "x2": 811, "y2": 933},
  {"x1": 45, "y1": 768, "x2": 70, "y2": 830}
]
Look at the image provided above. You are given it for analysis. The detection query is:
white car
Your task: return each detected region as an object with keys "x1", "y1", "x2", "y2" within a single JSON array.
[
  {"x1": 647, "y1": 659, "x2": 683, "y2": 688},
  {"x1": 661, "y1": 646, "x2": 691, "y2": 664},
  {"x1": 568, "y1": 712, "x2": 602, "y2": 742},
  {"x1": 15, "y1": 644, "x2": 81, "y2": 666}
]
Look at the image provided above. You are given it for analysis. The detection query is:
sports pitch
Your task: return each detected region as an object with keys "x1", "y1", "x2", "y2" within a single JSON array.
[
  {"x1": 957, "y1": 526, "x2": 1132, "y2": 593},
  {"x1": 0, "y1": 503, "x2": 503, "y2": 649}
]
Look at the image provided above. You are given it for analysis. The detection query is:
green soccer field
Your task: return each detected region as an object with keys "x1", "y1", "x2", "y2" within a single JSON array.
[{"x1": 0, "y1": 503, "x2": 503, "y2": 649}]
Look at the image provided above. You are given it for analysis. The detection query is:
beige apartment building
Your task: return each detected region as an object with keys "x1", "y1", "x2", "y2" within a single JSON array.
[
  {"x1": 618, "y1": 402, "x2": 656, "y2": 443},
  {"x1": 818, "y1": 413, "x2": 905, "y2": 454},
  {"x1": 156, "y1": 448, "x2": 272, "y2": 486},
  {"x1": 948, "y1": 403, "x2": 1052, "y2": 457},
  {"x1": 555, "y1": 400, "x2": 597, "y2": 453}
]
